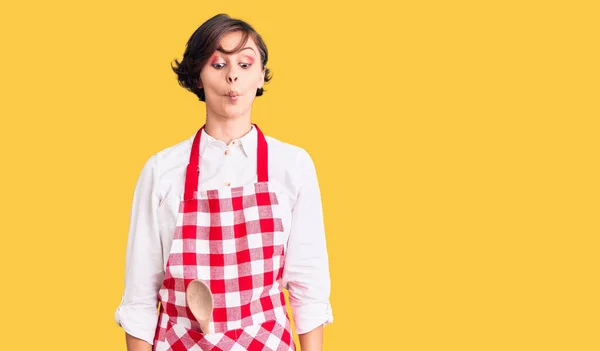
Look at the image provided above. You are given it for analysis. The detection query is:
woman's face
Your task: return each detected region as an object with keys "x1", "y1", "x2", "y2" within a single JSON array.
[{"x1": 199, "y1": 31, "x2": 265, "y2": 119}]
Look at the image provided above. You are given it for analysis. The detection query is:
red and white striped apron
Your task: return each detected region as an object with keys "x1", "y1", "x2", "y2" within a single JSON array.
[{"x1": 153, "y1": 124, "x2": 296, "y2": 351}]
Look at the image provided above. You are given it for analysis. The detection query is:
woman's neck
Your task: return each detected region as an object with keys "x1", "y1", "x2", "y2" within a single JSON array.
[{"x1": 204, "y1": 114, "x2": 252, "y2": 145}]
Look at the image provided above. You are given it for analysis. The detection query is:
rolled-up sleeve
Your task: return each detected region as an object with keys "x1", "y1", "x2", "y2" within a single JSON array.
[
  {"x1": 282, "y1": 149, "x2": 334, "y2": 334},
  {"x1": 114, "y1": 154, "x2": 165, "y2": 345}
]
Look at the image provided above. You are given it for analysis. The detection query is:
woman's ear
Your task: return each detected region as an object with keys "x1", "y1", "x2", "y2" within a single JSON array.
[
  {"x1": 259, "y1": 68, "x2": 265, "y2": 89},
  {"x1": 197, "y1": 75, "x2": 203, "y2": 89}
]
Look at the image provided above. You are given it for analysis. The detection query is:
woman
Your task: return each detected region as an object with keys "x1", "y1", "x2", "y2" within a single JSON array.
[{"x1": 114, "y1": 13, "x2": 333, "y2": 351}]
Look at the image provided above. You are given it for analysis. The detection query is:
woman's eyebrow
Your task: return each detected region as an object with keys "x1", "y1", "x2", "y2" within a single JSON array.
[{"x1": 216, "y1": 47, "x2": 257, "y2": 55}]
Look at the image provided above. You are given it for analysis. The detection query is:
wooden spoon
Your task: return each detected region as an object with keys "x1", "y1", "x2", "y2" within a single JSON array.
[{"x1": 186, "y1": 279, "x2": 214, "y2": 334}]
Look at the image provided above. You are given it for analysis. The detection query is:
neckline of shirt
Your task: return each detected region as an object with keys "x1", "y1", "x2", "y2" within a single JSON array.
[{"x1": 189, "y1": 124, "x2": 257, "y2": 160}]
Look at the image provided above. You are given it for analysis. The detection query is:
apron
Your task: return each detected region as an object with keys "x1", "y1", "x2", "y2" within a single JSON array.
[{"x1": 153, "y1": 124, "x2": 296, "y2": 351}]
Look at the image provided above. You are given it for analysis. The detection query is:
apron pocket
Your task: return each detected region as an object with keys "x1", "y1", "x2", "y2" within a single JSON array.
[
  {"x1": 165, "y1": 319, "x2": 235, "y2": 350},
  {"x1": 164, "y1": 318, "x2": 290, "y2": 349}
]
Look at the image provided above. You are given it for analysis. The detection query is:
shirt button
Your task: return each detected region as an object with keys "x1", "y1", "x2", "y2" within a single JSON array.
[
  {"x1": 225, "y1": 181, "x2": 231, "y2": 187},
  {"x1": 232, "y1": 141, "x2": 236, "y2": 145},
  {"x1": 224, "y1": 149, "x2": 230, "y2": 155}
]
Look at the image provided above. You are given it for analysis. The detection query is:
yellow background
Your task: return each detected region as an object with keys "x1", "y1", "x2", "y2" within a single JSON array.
[{"x1": 1, "y1": 1, "x2": 598, "y2": 350}]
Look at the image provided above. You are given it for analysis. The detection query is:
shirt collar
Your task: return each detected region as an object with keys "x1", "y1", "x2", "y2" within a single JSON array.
[
  {"x1": 237, "y1": 124, "x2": 258, "y2": 159},
  {"x1": 189, "y1": 124, "x2": 257, "y2": 159}
]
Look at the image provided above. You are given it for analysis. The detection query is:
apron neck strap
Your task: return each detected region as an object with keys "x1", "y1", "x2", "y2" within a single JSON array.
[
  {"x1": 184, "y1": 123, "x2": 268, "y2": 200},
  {"x1": 255, "y1": 124, "x2": 268, "y2": 183}
]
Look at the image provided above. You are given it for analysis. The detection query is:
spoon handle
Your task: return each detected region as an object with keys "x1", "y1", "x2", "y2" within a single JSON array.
[{"x1": 199, "y1": 320, "x2": 212, "y2": 334}]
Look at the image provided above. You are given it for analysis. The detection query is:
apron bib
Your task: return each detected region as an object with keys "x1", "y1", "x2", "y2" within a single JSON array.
[{"x1": 153, "y1": 124, "x2": 295, "y2": 351}]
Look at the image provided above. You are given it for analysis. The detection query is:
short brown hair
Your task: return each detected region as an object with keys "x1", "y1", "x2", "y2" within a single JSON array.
[{"x1": 171, "y1": 14, "x2": 272, "y2": 102}]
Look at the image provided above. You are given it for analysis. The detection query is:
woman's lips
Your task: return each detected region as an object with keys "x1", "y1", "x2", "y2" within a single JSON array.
[{"x1": 226, "y1": 91, "x2": 240, "y2": 103}]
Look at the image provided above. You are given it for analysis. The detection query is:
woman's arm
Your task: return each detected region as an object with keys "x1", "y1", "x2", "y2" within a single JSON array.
[
  {"x1": 282, "y1": 149, "x2": 334, "y2": 348},
  {"x1": 115, "y1": 154, "x2": 165, "y2": 347},
  {"x1": 299, "y1": 325, "x2": 324, "y2": 351},
  {"x1": 126, "y1": 333, "x2": 153, "y2": 351}
]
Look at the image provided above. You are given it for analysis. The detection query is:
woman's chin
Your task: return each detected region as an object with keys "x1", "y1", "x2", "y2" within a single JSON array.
[
  {"x1": 219, "y1": 105, "x2": 249, "y2": 119},
  {"x1": 206, "y1": 99, "x2": 251, "y2": 119}
]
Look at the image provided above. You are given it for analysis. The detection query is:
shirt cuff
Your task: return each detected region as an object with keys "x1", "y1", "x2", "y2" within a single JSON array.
[
  {"x1": 291, "y1": 301, "x2": 334, "y2": 334},
  {"x1": 114, "y1": 303, "x2": 159, "y2": 345}
]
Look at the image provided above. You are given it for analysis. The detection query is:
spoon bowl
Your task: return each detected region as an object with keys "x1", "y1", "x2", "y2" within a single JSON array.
[{"x1": 186, "y1": 279, "x2": 214, "y2": 334}]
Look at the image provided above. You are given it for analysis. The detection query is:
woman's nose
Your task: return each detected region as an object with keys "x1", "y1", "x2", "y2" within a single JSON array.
[{"x1": 227, "y1": 75, "x2": 238, "y2": 83}]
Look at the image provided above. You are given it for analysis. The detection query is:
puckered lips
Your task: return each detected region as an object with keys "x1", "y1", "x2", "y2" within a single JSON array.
[{"x1": 225, "y1": 89, "x2": 240, "y2": 103}]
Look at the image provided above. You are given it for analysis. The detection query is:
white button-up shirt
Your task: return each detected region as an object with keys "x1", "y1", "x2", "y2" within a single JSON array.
[{"x1": 114, "y1": 125, "x2": 333, "y2": 344}]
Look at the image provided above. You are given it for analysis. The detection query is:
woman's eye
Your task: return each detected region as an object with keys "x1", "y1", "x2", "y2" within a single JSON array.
[
  {"x1": 240, "y1": 63, "x2": 251, "y2": 69},
  {"x1": 212, "y1": 63, "x2": 226, "y2": 69}
]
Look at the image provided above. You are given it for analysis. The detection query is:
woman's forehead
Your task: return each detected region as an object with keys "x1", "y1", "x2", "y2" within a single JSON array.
[{"x1": 217, "y1": 31, "x2": 258, "y2": 54}]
